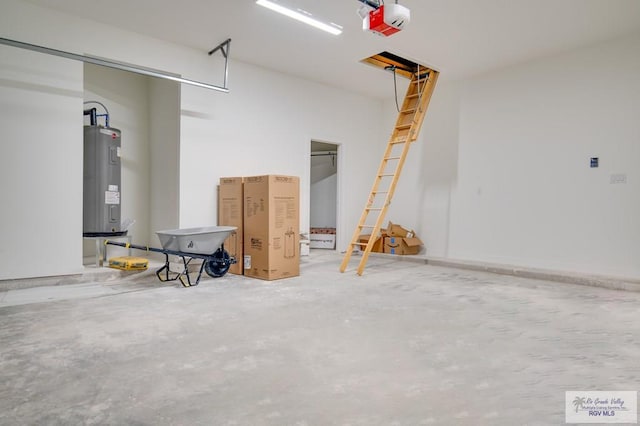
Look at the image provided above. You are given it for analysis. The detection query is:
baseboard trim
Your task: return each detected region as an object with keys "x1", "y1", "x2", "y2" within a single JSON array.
[{"x1": 368, "y1": 252, "x2": 640, "y2": 293}]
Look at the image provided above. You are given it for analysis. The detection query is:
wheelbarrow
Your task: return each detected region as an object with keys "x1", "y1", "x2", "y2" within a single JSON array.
[{"x1": 105, "y1": 226, "x2": 237, "y2": 287}]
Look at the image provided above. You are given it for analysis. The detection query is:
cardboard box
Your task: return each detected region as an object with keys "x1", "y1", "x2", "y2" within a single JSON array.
[
  {"x1": 310, "y1": 228, "x2": 336, "y2": 249},
  {"x1": 387, "y1": 221, "x2": 412, "y2": 237},
  {"x1": 310, "y1": 233, "x2": 336, "y2": 249},
  {"x1": 310, "y1": 227, "x2": 335, "y2": 233},
  {"x1": 243, "y1": 175, "x2": 300, "y2": 280},
  {"x1": 358, "y1": 234, "x2": 384, "y2": 253},
  {"x1": 218, "y1": 177, "x2": 244, "y2": 275},
  {"x1": 383, "y1": 235, "x2": 423, "y2": 255}
]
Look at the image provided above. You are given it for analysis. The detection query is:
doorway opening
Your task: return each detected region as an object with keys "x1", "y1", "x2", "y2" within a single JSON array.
[{"x1": 310, "y1": 141, "x2": 339, "y2": 250}]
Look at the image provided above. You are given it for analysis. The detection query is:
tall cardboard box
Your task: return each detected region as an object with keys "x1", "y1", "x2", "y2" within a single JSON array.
[
  {"x1": 244, "y1": 175, "x2": 300, "y2": 280},
  {"x1": 218, "y1": 177, "x2": 243, "y2": 275}
]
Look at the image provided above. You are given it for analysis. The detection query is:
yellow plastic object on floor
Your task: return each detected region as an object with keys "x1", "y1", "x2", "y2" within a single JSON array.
[{"x1": 108, "y1": 256, "x2": 149, "y2": 271}]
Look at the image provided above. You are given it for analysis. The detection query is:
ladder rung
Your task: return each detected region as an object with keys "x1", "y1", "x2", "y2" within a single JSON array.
[
  {"x1": 366, "y1": 207, "x2": 383, "y2": 211},
  {"x1": 359, "y1": 225, "x2": 375, "y2": 228},
  {"x1": 407, "y1": 94, "x2": 419, "y2": 99},
  {"x1": 395, "y1": 124, "x2": 411, "y2": 130},
  {"x1": 384, "y1": 156, "x2": 401, "y2": 160},
  {"x1": 372, "y1": 191, "x2": 389, "y2": 194},
  {"x1": 352, "y1": 242, "x2": 367, "y2": 246},
  {"x1": 400, "y1": 108, "x2": 416, "y2": 114},
  {"x1": 411, "y1": 78, "x2": 429, "y2": 85},
  {"x1": 391, "y1": 137, "x2": 408, "y2": 144},
  {"x1": 379, "y1": 174, "x2": 395, "y2": 177}
]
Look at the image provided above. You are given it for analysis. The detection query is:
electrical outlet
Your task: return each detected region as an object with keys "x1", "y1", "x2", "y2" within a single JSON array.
[{"x1": 610, "y1": 173, "x2": 627, "y2": 184}]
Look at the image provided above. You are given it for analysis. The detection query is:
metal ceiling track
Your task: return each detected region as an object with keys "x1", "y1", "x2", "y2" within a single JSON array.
[{"x1": 0, "y1": 37, "x2": 231, "y2": 93}]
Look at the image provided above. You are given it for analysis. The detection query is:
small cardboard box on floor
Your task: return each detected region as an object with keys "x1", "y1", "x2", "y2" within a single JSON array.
[
  {"x1": 358, "y1": 233, "x2": 384, "y2": 253},
  {"x1": 357, "y1": 225, "x2": 388, "y2": 253},
  {"x1": 309, "y1": 227, "x2": 336, "y2": 249},
  {"x1": 218, "y1": 177, "x2": 244, "y2": 275},
  {"x1": 243, "y1": 175, "x2": 300, "y2": 280},
  {"x1": 383, "y1": 222, "x2": 423, "y2": 255}
]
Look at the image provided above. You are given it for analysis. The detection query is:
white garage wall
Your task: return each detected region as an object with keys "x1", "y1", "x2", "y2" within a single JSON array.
[
  {"x1": 148, "y1": 79, "x2": 181, "y2": 241},
  {"x1": 390, "y1": 33, "x2": 640, "y2": 279},
  {"x1": 178, "y1": 65, "x2": 384, "y2": 251},
  {"x1": 0, "y1": 0, "x2": 384, "y2": 279},
  {"x1": 0, "y1": 46, "x2": 83, "y2": 280},
  {"x1": 450, "y1": 33, "x2": 640, "y2": 278}
]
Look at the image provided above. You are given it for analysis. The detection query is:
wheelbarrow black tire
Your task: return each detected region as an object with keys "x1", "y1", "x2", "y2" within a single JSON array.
[{"x1": 204, "y1": 249, "x2": 231, "y2": 278}]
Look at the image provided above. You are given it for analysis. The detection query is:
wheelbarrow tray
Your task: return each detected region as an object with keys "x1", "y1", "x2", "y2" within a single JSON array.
[{"x1": 156, "y1": 226, "x2": 236, "y2": 254}]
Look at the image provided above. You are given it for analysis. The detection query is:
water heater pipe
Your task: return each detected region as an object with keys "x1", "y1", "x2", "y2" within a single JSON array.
[{"x1": 83, "y1": 108, "x2": 97, "y2": 126}]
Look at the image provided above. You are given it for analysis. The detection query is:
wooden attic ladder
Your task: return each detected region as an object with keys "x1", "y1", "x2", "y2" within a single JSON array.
[{"x1": 340, "y1": 53, "x2": 439, "y2": 275}]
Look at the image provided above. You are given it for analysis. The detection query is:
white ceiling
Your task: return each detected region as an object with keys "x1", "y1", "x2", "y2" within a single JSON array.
[{"x1": 25, "y1": 0, "x2": 640, "y2": 98}]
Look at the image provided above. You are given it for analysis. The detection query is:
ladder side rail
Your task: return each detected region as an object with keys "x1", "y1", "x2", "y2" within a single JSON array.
[
  {"x1": 356, "y1": 195, "x2": 393, "y2": 275},
  {"x1": 408, "y1": 71, "x2": 439, "y2": 142},
  {"x1": 370, "y1": 71, "x2": 432, "y2": 230},
  {"x1": 382, "y1": 72, "x2": 439, "y2": 211},
  {"x1": 341, "y1": 69, "x2": 439, "y2": 275},
  {"x1": 339, "y1": 142, "x2": 396, "y2": 272},
  {"x1": 353, "y1": 74, "x2": 423, "y2": 274}
]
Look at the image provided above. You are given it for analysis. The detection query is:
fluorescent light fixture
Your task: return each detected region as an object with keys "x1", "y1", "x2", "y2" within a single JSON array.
[{"x1": 256, "y1": 0, "x2": 342, "y2": 35}]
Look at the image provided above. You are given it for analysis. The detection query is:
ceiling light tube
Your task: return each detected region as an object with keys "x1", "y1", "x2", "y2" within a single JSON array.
[{"x1": 256, "y1": 0, "x2": 342, "y2": 35}]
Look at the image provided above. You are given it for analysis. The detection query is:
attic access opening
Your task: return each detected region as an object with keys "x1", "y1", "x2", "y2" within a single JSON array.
[{"x1": 360, "y1": 51, "x2": 433, "y2": 78}]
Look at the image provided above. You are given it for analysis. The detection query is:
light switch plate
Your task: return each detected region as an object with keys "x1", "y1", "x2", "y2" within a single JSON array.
[{"x1": 610, "y1": 173, "x2": 627, "y2": 184}]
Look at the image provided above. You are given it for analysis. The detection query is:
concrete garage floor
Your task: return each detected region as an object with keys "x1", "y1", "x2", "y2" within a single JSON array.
[{"x1": 1, "y1": 251, "x2": 639, "y2": 425}]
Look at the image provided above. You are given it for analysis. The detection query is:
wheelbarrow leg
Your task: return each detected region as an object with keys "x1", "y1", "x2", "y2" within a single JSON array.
[
  {"x1": 177, "y1": 257, "x2": 207, "y2": 287},
  {"x1": 176, "y1": 255, "x2": 190, "y2": 287},
  {"x1": 194, "y1": 260, "x2": 207, "y2": 286},
  {"x1": 156, "y1": 253, "x2": 179, "y2": 283},
  {"x1": 179, "y1": 255, "x2": 209, "y2": 287}
]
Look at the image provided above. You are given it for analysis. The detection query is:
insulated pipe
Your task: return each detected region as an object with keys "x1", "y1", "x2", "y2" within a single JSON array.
[
  {"x1": 83, "y1": 108, "x2": 97, "y2": 126},
  {"x1": 84, "y1": 101, "x2": 110, "y2": 127}
]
